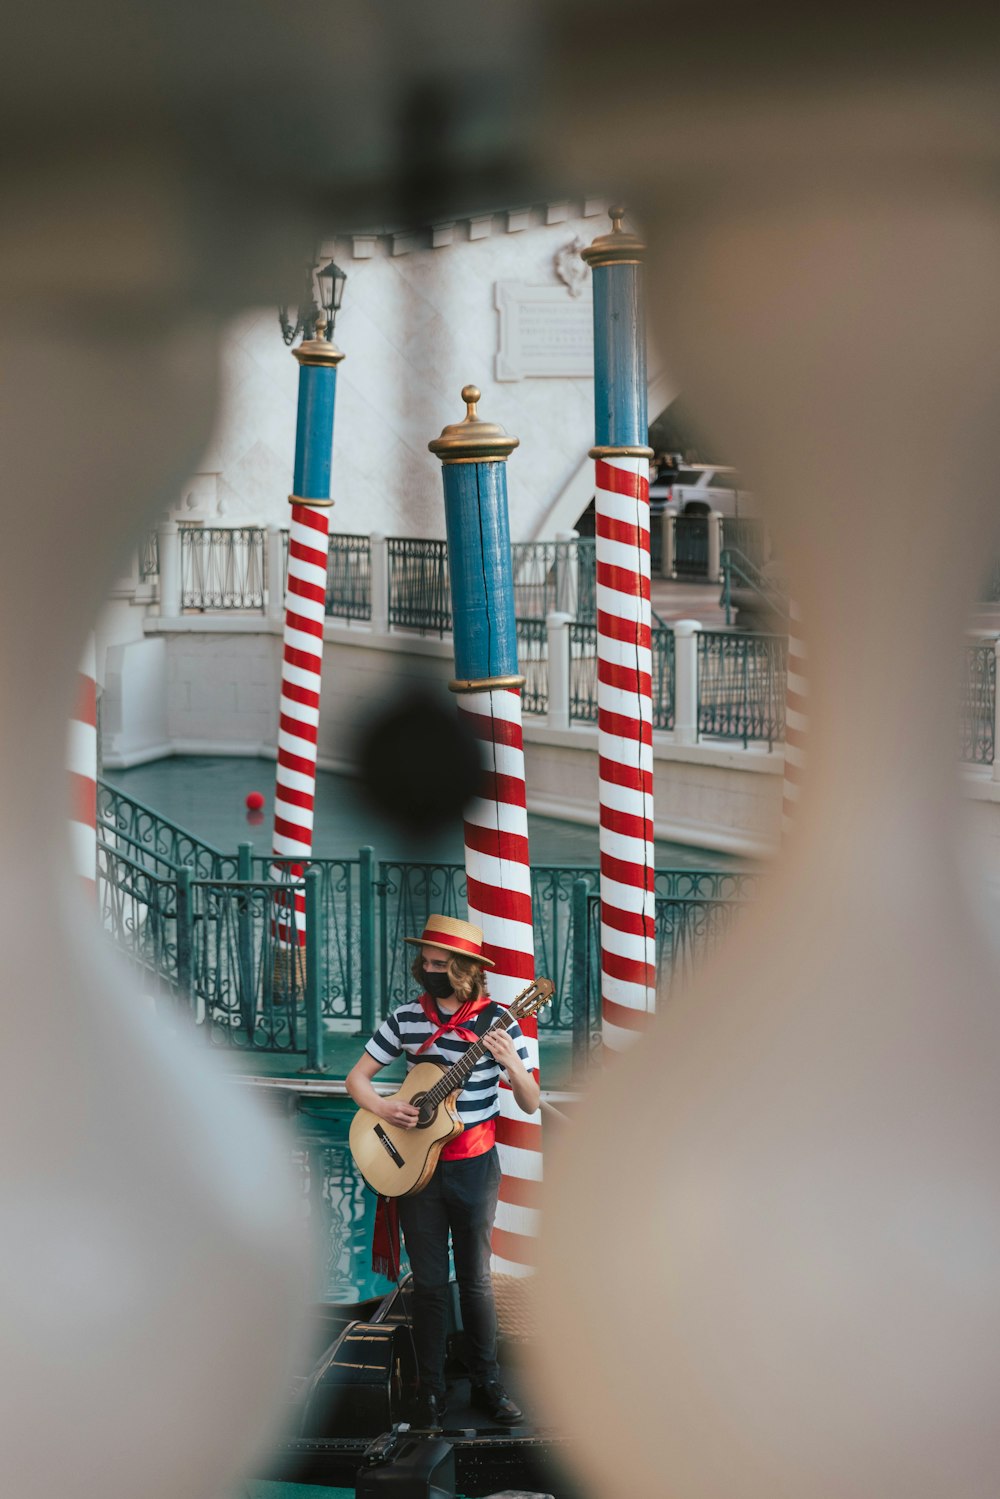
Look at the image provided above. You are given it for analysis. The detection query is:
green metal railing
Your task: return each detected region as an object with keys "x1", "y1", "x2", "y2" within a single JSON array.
[
  {"x1": 960, "y1": 639, "x2": 996, "y2": 765},
  {"x1": 97, "y1": 778, "x2": 763, "y2": 1066},
  {"x1": 518, "y1": 617, "x2": 549, "y2": 716},
  {"x1": 326, "y1": 533, "x2": 372, "y2": 622},
  {"x1": 578, "y1": 889, "x2": 750, "y2": 1052},
  {"x1": 98, "y1": 782, "x2": 238, "y2": 878},
  {"x1": 674, "y1": 514, "x2": 709, "y2": 577},
  {"x1": 98, "y1": 839, "x2": 181, "y2": 1001},
  {"x1": 720, "y1": 546, "x2": 787, "y2": 627},
  {"x1": 181, "y1": 525, "x2": 267, "y2": 611},
  {"x1": 698, "y1": 630, "x2": 787, "y2": 748},
  {"x1": 652, "y1": 627, "x2": 676, "y2": 731},
  {"x1": 568, "y1": 621, "x2": 598, "y2": 722},
  {"x1": 511, "y1": 539, "x2": 597, "y2": 619},
  {"x1": 252, "y1": 850, "x2": 368, "y2": 1025},
  {"x1": 567, "y1": 622, "x2": 675, "y2": 729},
  {"x1": 721, "y1": 518, "x2": 767, "y2": 568},
  {"x1": 385, "y1": 536, "x2": 599, "y2": 637},
  {"x1": 193, "y1": 870, "x2": 325, "y2": 1069},
  {"x1": 387, "y1": 537, "x2": 452, "y2": 636}
]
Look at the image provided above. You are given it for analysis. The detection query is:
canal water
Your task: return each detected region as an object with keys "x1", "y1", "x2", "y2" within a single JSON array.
[
  {"x1": 104, "y1": 754, "x2": 744, "y2": 869},
  {"x1": 291, "y1": 1099, "x2": 405, "y2": 1305}
]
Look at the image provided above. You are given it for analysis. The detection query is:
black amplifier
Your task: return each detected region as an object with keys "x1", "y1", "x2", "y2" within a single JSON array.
[{"x1": 357, "y1": 1429, "x2": 455, "y2": 1499}]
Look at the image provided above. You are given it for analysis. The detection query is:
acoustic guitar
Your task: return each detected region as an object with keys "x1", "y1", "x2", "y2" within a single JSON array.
[{"x1": 349, "y1": 977, "x2": 554, "y2": 1198}]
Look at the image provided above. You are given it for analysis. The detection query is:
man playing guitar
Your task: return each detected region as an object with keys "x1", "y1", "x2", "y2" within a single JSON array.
[{"x1": 345, "y1": 914, "x2": 539, "y2": 1429}]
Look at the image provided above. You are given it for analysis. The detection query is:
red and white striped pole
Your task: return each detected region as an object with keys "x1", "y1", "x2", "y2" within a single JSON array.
[
  {"x1": 593, "y1": 456, "x2": 657, "y2": 1047},
  {"x1": 68, "y1": 633, "x2": 98, "y2": 900},
  {"x1": 782, "y1": 600, "x2": 807, "y2": 837},
  {"x1": 582, "y1": 209, "x2": 657, "y2": 1049},
  {"x1": 459, "y1": 687, "x2": 539, "y2": 1274},
  {"x1": 270, "y1": 316, "x2": 343, "y2": 950},
  {"x1": 430, "y1": 387, "x2": 540, "y2": 1276}
]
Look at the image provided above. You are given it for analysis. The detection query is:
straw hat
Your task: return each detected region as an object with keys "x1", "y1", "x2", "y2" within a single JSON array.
[{"x1": 405, "y1": 914, "x2": 495, "y2": 969}]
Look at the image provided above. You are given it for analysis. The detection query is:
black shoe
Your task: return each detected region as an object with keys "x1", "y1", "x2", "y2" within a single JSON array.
[
  {"x1": 412, "y1": 1391, "x2": 446, "y2": 1429},
  {"x1": 469, "y1": 1380, "x2": 523, "y2": 1425}
]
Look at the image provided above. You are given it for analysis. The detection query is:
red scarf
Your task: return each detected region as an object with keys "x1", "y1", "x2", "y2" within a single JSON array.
[
  {"x1": 372, "y1": 991, "x2": 494, "y2": 1277},
  {"x1": 414, "y1": 990, "x2": 492, "y2": 1051}
]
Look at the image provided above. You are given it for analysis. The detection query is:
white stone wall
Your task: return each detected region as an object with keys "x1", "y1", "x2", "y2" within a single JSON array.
[{"x1": 175, "y1": 202, "x2": 671, "y2": 541}]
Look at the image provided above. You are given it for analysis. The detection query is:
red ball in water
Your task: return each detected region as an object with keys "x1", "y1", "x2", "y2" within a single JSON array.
[{"x1": 245, "y1": 791, "x2": 265, "y2": 812}]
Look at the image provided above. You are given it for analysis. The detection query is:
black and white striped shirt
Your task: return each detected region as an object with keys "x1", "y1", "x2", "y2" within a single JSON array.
[{"x1": 365, "y1": 997, "x2": 531, "y2": 1127}]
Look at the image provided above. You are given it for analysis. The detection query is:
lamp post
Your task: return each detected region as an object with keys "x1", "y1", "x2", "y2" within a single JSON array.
[
  {"x1": 269, "y1": 265, "x2": 346, "y2": 983},
  {"x1": 581, "y1": 207, "x2": 657, "y2": 1052},
  {"x1": 429, "y1": 386, "x2": 542, "y2": 1276},
  {"x1": 278, "y1": 256, "x2": 347, "y2": 346}
]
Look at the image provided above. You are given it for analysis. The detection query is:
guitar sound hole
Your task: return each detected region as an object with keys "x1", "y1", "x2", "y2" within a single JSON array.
[{"x1": 411, "y1": 1093, "x2": 436, "y2": 1129}]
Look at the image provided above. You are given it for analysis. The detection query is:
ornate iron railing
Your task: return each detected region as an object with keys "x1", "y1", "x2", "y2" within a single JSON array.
[
  {"x1": 568, "y1": 620, "x2": 598, "y2": 722},
  {"x1": 98, "y1": 840, "x2": 180, "y2": 999},
  {"x1": 960, "y1": 639, "x2": 996, "y2": 765},
  {"x1": 180, "y1": 525, "x2": 267, "y2": 611},
  {"x1": 192, "y1": 874, "x2": 321, "y2": 1058},
  {"x1": 251, "y1": 854, "x2": 364, "y2": 1022},
  {"x1": 698, "y1": 630, "x2": 787, "y2": 748},
  {"x1": 97, "y1": 780, "x2": 763, "y2": 1058},
  {"x1": 567, "y1": 621, "x2": 675, "y2": 729},
  {"x1": 98, "y1": 781, "x2": 237, "y2": 879},
  {"x1": 517, "y1": 617, "x2": 548, "y2": 716},
  {"x1": 719, "y1": 546, "x2": 787, "y2": 626},
  {"x1": 674, "y1": 514, "x2": 709, "y2": 577},
  {"x1": 582, "y1": 890, "x2": 751, "y2": 1050},
  {"x1": 139, "y1": 529, "x2": 160, "y2": 581},
  {"x1": 509, "y1": 538, "x2": 597, "y2": 619},
  {"x1": 652, "y1": 626, "x2": 676, "y2": 731},
  {"x1": 326, "y1": 533, "x2": 372, "y2": 622},
  {"x1": 387, "y1": 537, "x2": 452, "y2": 636},
  {"x1": 721, "y1": 518, "x2": 767, "y2": 568}
]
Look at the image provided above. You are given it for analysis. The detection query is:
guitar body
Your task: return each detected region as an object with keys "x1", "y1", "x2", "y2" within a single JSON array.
[{"x1": 349, "y1": 1061, "x2": 463, "y2": 1198}]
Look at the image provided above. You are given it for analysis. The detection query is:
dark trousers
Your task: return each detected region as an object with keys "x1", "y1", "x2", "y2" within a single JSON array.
[{"x1": 397, "y1": 1147, "x2": 502, "y2": 1399}]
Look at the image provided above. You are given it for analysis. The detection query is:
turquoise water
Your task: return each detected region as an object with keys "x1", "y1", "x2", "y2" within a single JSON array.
[
  {"x1": 291, "y1": 1102, "x2": 403, "y2": 1305},
  {"x1": 105, "y1": 755, "x2": 742, "y2": 868}
]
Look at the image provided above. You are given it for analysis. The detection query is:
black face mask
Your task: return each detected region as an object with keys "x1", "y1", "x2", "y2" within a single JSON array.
[{"x1": 423, "y1": 970, "x2": 454, "y2": 1001}]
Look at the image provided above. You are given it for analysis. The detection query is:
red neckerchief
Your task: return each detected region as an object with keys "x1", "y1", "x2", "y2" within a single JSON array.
[{"x1": 415, "y1": 991, "x2": 492, "y2": 1052}]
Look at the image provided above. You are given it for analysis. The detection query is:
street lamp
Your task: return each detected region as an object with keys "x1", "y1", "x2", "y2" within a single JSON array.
[
  {"x1": 315, "y1": 259, "x2": 347, "y2": 338},
  {"x1": 278, "y1": 257, "x2": 347, "y2": 346}
]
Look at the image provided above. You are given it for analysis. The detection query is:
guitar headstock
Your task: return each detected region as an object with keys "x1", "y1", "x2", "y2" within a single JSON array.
[{"x1": 510, "y1": 978, "x2": 554, "y2": 1021}]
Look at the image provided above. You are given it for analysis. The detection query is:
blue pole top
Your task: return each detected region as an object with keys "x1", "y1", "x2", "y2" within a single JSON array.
[
  {"x1": 430, "y1": 387, "x2": 522, "y2": 687},
  {"x1": 582, "y1": 208, "x2": 651, "y2": 451},
  {"x1": 291, "y1": 317, "x2": 344, "y2": 504}
]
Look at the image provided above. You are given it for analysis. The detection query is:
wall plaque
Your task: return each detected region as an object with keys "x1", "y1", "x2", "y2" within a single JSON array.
[{"x1": 495, "y1": 281, "x2": 594, "y2": 381}]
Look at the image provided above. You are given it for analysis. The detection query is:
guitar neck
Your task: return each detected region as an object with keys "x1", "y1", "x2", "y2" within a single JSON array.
[{"x1": 425, "y1": 1010, "x2": 518, "y2": 1107}]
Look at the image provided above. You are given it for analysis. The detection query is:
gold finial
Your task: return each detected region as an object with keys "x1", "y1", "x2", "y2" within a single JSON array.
[
  {"x1": 429, "y1": 384, "x2": 519, "y2": 464},
  {"x1": 581, "y1": 203, "x2": 645, "y2": 268},
  {"x1": 292, "y1": 312, "x2": 345, "y2": 367}
]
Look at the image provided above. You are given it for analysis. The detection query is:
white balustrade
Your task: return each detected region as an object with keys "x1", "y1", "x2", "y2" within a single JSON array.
[
  {"x1": 672, "y1": 619, "x2": 702, "y2": 746},
  {"x1": 546, "y1": 611, "x2": 572, "y2": 730},
  {"x1": 370, "y1": 532, "x2": 389, "y2": 634},
  {"x1": 156, "y1": 520, "x2": 181, "y2": 618}
]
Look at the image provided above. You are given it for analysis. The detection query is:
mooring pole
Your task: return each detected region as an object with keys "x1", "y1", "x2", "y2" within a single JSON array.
[
  {"x1": 429, "y1": 386, "x2": 541, "y2": 1275},
  {"x1": 582, "y1": 208, "x2": 657, "y2": 1051},
  {"x1": 269, "y1": 315, "x2": 342, "y2": 976}
]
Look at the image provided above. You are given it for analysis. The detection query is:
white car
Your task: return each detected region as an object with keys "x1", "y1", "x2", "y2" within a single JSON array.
[{"x1": 649, "y1": 464, "x2": 755, "y2": 519}]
